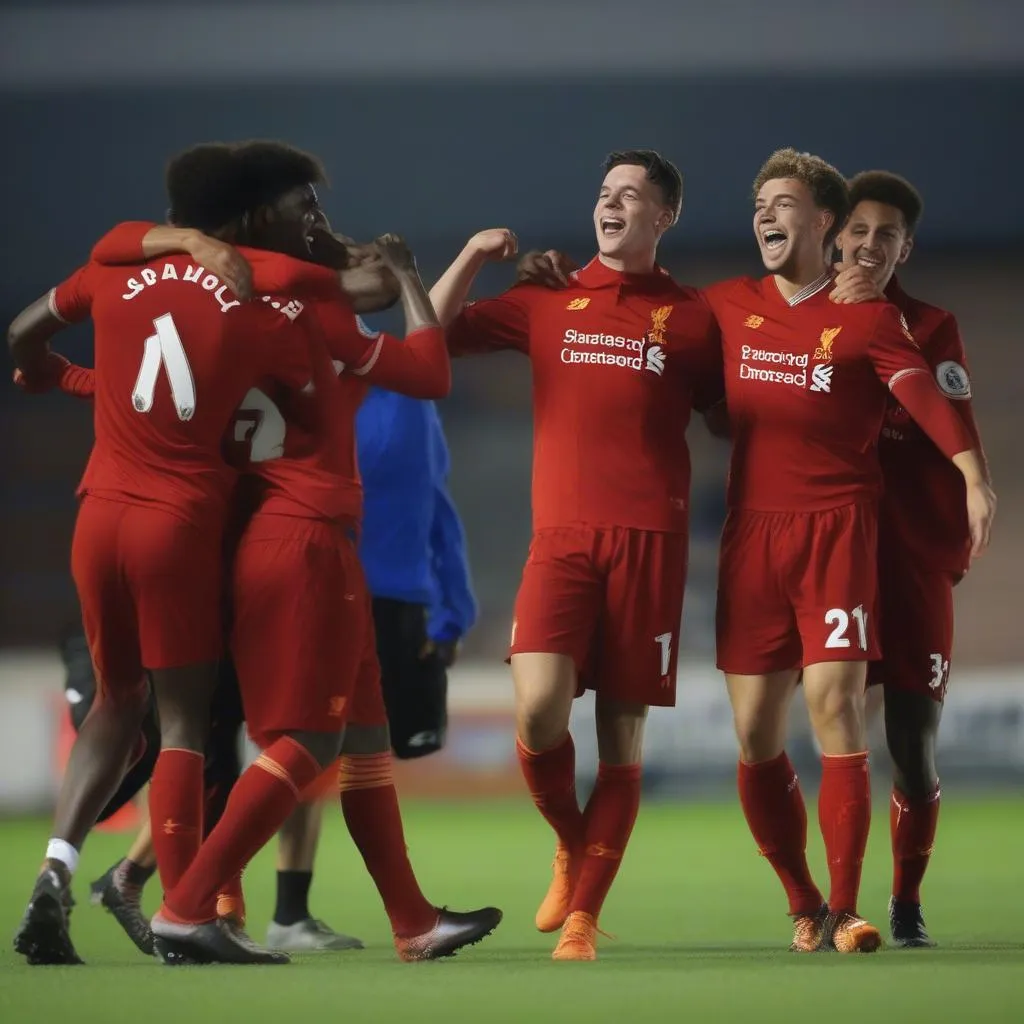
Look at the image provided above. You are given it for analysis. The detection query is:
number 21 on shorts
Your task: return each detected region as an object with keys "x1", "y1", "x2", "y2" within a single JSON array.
[{"x1": 824, "y1": 605, "x2": 869, "y2": 650}]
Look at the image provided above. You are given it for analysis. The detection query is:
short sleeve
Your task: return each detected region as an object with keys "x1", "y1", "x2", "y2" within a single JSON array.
[
  {"x1": 309, "y1": 296, "x2": 381, "y2": 370},
  {"x1": 446, "y1": 285, "x2": 533, "y2": 356},
  {"x1": 926, "y1": 314, "x2": 973, "y2": 401},
  {"x1": 867, "y1": 303, "x2": 931, "y2": 390},
  {"x1": 50, "y1": 263, "x2": 97, "y2": 325}
]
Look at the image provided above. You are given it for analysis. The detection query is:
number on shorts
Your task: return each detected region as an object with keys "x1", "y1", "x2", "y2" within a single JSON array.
[
  {"x1": 132, "y1": 313, "x2": 196, "y2": 420},
  {"x1": 928, "y1": 653, "x2": 950, "y2": 691},
  {"x1": 824, "y1": 605, "x2": 868, "y2": 651},
  {"x1": 655, "y1": 632, "x2": 673, "y2": 677},
  {"x1": 234, "y1": 388, "x2": 287, "y2": 462}
]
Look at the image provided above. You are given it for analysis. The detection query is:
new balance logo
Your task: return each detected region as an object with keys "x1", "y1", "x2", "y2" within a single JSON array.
[
  {"x1": 645, "y1": 344, "x2": 666, "y2": 376},
  {"x1": 809, "y1": 364, "x2": 833, "y2": 392},
  {"x1": 566, "y1": 297, "x2": 590, "y2": 310}
]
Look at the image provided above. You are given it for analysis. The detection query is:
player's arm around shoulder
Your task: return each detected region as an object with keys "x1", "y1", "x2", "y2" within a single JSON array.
[{"x1": 686, "y1": 284, "x2": 730, "y2": 438}]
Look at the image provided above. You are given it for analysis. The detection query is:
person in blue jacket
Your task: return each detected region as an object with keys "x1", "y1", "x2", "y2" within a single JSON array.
[{"x1": 356, "y1": 383, "x2": 477, "y2": 758}]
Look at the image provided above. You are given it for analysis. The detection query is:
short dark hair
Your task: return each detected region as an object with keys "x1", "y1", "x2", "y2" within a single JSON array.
[
  {"x1": 753, "y1": 148, "x2": 850, "y2": 245},
  {"x1": 847, "y1": 170, "x2": 924, "y2": 236},
  {"x1": 603, "y1": 149, "x2": 683, "y2": 223},
  {"x1": 166, "y1": 139, "x2": 327, "y2": 231}
]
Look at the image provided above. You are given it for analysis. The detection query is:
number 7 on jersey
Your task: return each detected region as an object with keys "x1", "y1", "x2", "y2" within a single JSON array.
[{"x1": 133, "y1": 313, "x2": 197, "y2": 420}]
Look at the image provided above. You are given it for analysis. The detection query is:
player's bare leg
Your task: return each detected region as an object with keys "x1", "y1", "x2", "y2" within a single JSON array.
[
  {"x1": 91, "y1": 812, "x2": 157, "y2": 956},
  {"x1": 803, "y1": 660, "x2": 881, "y2": 953},
  {"x1": 552, "y1": 698, "x2": 646, "y2": 962},
  {"x1": 725, "y1": 670, "x2": 828, "y2": 952},
  {"x1": 884, "y1": 688, "x2": 941, "y2": 948},
  {"x1": 339, "y1": 723, "x2": 502, "y2": 960},
  {"x1": 266, "y1": 798, "x2": 365, "y2": 951},
  {"x1": 511, "y1": 653, "x2": 585, "y2": 932},
  {"x1": 15, "y1": 682, "x2": 149, "y2": 966}
]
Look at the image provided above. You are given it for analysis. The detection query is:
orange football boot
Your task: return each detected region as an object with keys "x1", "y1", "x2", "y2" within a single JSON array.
[
  {"x1": 830, "y1": 911, "x2": 883, "y2": 953},
  {"x1": 551, "y1": 911, "x2": 600, "y2": 961},
  {"x1": 535, "y1": 843, "x2": 580, "y2": 933},
  {"x1": 790, "y1": 904, "x2": 830, "y2": 952}
]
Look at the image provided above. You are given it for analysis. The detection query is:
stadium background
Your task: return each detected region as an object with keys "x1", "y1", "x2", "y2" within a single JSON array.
[{"x1": 0, "y1": 5, "x2": 1021, "y2": 811}]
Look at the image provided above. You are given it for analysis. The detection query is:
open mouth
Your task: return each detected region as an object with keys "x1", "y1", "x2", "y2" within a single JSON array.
[
  {"x1": 761, "y1": 229, "x2": 787, "y2": 251},
  {"x1": 600, "y1": 217, "x2": 626, "y2": 237},
  {"x1": 856, "y1": 253, "x2": 883, "y2": 268}
]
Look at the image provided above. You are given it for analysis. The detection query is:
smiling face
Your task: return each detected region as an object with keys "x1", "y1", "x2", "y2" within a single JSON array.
[
  {"x1": 835, "y1": 198, "x2": 913, "y2": 290},
  {"x1": 753, "y1": 177, "x2": 835, "y2": 278},
  {"x1": 593, "y1": 163, "x2": 674, "y2": 270}
]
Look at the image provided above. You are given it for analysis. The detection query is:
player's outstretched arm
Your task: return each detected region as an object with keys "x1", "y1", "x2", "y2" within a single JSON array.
[
  {"x1": 429, "y1": 229, "x2": 518, "y2": 328},
  {"x1": 327, "y1": 235, "x2": 451, "y2": 399}
]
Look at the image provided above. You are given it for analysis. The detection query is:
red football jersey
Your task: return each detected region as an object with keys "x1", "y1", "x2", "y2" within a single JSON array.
[
  {"x1": 231, "y1": 274, "x2": 450, "y2": 522},
  {"x1": 878, "y1": 278, "x2": 982, "y2": 576},
  {"x1": 51, "y1": 257, "x2": 313, "y2": 522},
  {"x1": 447, "y1": 257, "x2": 722, "y2": 533},
  {"x1": 704, "y1": 274, "x2": 937, "y2": 512}
]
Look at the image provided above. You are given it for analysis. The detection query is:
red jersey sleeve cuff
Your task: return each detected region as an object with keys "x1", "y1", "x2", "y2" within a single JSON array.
[
  {"x1": 890, "y1": 369, "x2": 975, "y2": 459},
  {"x1": 47, "y1": 287, "x2": 68, "y2": 323}
]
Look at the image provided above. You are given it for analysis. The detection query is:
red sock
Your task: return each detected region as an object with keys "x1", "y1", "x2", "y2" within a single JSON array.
[
  {"x1": 339, "y1": 753, "x2": 436, "y2": 937},
  {"x1": 568, "y1": 762, "x2": 641, "y2": 920},
  {"x1": 516, "y1": 734, "x2": 585, "y2": 852},
  {"x1": 148, "y1": 748, "x2": 204, "y2": 894},
  {"x1": 164, "y1": 737, "x2": 321, "y2": 923},
  {"x1": 819, "y1": 751, "x2": 871, "y2": 914},
  {"x1": 891, "y1": 785, "x2": 940, "y2": 904},
  {"x1": 737, "y1": 754, "x2": 822, "y2": 916}
]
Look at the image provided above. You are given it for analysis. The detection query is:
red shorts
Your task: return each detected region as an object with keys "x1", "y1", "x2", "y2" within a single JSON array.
[
  {"x1": 716, "y1": 502, "x2": 880, "y2": 675},
  {"x1": 509, "y1": 526, "x2": 688, "y2": 707},
  {"x1": 71, "y1": 495, "x2": 224, "y2": 697},
  {"x1": 868, "y1": 549, "x2": 955, "y2": 703},
  {"x1": 230, "y1": 515, "x2": 386, "y2": 748}
]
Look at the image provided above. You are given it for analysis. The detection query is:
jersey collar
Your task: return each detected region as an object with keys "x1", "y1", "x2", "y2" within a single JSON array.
[
  {"x1": 572, "y1": 256, "x2": 675, "y2": 293},
  {"x1": 762, "y1": 271, "x2": 832, "y2": 307}
]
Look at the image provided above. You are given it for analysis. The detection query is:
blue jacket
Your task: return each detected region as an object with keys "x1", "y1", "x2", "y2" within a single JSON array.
[{"x1": 356, "y1": 386, "x2": 477, "y2": 643}]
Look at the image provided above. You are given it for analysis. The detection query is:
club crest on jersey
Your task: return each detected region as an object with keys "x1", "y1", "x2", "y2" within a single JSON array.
[
  {"x1": 566, "y1": 297, "x2": 591, "y2": 310},
  {"x1": 814, "y1": 326, "x2": 842, "y2": 361},
  {"x1": 744, "y1": 315, "x2": 764, "y2": 329},
  {"x1": 935, "y1": 360, "x2": 971, "y2": 399},
  {"x1": 648, "y1": 305, "x2": 673, "y2": 346}
]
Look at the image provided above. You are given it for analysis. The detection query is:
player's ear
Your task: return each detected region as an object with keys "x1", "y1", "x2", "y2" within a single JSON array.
[
  {"x1": 816, "y1": 208, "x2": 836, "y2": 239},
  {"x1": 897, "y1": 236, "x2": 914, "y2": 265}
]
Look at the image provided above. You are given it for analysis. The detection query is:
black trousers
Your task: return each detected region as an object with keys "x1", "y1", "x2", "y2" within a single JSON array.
[{"x1": 372, "y1": 598, "x2": 448, "y2": 759}]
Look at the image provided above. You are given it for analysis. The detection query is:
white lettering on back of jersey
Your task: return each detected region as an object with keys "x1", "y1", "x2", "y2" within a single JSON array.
[{"x1": 122, "y1": 262, "x2": 241, "y2": 314}]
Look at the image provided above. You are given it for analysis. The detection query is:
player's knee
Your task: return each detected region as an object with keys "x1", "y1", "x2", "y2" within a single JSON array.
[
  {"x1": 513, "y1": 655, "x2": 575, "y2": 750},
  {"x1": 889, "y1": 730, "x2": 939, "y2": 798},
  {"x1": 594, "y1": 699, "x2": 648, "y2": 764},
  {"x1": 289, "y1": 728, "x2": 343, "y2": 769},
  {"x1": 805, "y1": 685, "x2": 866, "y2": 753},
  {"x1": 341, "y1": 723, "x2": 390, "y2": 756}
]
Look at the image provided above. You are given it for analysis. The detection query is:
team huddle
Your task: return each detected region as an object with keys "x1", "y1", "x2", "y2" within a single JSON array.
[{"x1": 9, "y1": 140, "x2": 994, "y2": 966}]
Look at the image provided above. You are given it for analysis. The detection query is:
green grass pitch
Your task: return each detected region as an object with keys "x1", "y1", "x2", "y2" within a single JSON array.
[{"x1": 1, "y1": 795, "x2": 1021, "y2": 1023}]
